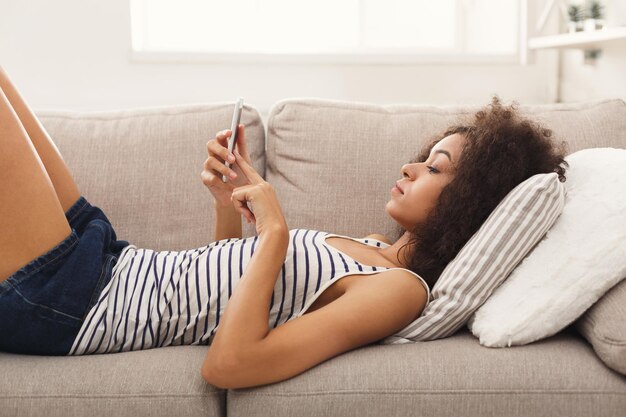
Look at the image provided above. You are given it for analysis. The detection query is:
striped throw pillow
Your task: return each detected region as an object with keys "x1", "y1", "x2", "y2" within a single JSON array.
[{"x1": 377, "y1": 172, "x2": 566, "y2": 344}]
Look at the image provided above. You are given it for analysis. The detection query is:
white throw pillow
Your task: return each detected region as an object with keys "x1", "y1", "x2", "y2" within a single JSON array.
[{"x1": 467, "y1": 147, "x2": 626, "y2": 347}]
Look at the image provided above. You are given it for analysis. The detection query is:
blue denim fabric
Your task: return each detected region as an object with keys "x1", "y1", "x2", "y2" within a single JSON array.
[{"x1": 0, "y1": 196, "x2": 130, "y2": 356}]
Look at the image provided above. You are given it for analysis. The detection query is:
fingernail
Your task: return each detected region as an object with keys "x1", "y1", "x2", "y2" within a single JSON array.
[
  {"x1": 230, "y1": 171, "x2": 237, "y2": 179},
  {"x1": 228, "y1": 155, "x2": 235, "y2": 163}
]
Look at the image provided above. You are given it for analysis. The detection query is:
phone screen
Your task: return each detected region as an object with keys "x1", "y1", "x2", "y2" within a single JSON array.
[{"x1": 222, "y1": 97, "x2": 244, "y2": 183}]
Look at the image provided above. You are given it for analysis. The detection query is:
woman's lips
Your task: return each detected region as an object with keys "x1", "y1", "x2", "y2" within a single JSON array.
[{"x1": 395, "y1": 181, "x2": 404, "y2": 194}]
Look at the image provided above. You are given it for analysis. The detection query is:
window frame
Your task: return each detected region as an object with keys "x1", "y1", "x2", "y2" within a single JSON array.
[{"x1": 129, "y1": 0, "x2": 528, "y2": 66}]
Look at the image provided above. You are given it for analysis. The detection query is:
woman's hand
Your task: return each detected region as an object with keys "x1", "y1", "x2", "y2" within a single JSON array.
[
  {"x1": 230, "y1": 149, "x2": 289, "y2": 238},
  {"x1": 201, "y1": 124, "x2": 253, "y2": 208}
]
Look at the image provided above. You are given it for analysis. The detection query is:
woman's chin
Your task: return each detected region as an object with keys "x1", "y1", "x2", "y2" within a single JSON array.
[{"x1": 384, "y1": 203, "x2": 400, "y2": 220}]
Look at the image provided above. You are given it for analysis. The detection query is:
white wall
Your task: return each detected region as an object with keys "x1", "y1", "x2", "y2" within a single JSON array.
[
  {"x1": 0, "y1": 0, "x2": 570, "y2": 125},
  {"x1": 559, "y1": 42, "x2": 626, "y2": 102},
  {"x1": 559, "y1": 0, "x2": 626, "y2": 102}
]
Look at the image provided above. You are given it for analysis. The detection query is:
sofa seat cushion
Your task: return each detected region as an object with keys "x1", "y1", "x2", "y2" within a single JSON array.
[
  {"x1": 226, "y1": 328, "x2": 626, "y2": 417},
  {"x1": 0, "y1": 346, "x2": 224, "y2": 417}
]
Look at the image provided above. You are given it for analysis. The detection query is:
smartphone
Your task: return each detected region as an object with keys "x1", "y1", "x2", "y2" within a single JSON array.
[{"x1": 222, "y1": 97, "x2": 244, "y2": 183}]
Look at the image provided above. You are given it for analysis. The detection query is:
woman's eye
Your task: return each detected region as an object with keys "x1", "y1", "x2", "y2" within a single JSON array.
[{"x1": 427, "y1": 166, "x2": 439, "y2": 174}]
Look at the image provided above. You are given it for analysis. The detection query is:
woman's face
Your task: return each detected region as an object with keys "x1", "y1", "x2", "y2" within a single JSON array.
[{"x1": 385, "y1": 133, "x2": 466, "y2": 230}]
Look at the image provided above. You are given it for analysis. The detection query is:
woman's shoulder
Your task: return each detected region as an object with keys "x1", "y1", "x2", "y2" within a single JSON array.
[{"x1": 345, "y1": 268, "x2": 429, "y2": 320}]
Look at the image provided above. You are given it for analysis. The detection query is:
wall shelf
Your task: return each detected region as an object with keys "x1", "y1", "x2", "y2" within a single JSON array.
[{"x1": 528, "y1": 26, "x2": 626, "y2": 50}]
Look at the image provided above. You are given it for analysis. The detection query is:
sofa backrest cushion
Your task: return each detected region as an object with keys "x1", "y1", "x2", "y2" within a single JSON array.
[
  {"x1": 265, "y1": 97, "x2": 626, "y2": 237},
  {"x1": 38, "y1": 103, "x2": 266, "y2": 251}
]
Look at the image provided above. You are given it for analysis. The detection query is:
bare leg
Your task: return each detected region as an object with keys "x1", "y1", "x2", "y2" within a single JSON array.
[
  {"x1": 0, "y1": 66, "x2": 81, "y2": 213},
  {"x1": 0, "y1": 86, "x2": 72, "y2": 283}
]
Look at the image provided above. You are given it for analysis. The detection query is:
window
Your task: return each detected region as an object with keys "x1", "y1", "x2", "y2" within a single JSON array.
[{"x1": 131, "y1": 0, "x2": 524, "y2": 63}]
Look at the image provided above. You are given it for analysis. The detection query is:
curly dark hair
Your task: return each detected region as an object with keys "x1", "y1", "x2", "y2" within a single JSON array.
[{"x1": 392, "y1": 95, "x2": 570, "y2": 291}]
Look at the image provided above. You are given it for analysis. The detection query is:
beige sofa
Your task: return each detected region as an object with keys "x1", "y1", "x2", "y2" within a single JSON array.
[{"x1": 1, "y1": 97, "x2": 625, "y2": 416}]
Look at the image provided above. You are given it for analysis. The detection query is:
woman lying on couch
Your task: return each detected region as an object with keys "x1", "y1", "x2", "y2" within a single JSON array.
[{"x1": 0, "y1": 65, "x2": 568, "y2": 389}]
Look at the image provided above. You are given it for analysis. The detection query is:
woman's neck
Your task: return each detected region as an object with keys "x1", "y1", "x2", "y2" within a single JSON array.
[{"x1": 375, "y1": 231, "x2": 413, "y2": 269}]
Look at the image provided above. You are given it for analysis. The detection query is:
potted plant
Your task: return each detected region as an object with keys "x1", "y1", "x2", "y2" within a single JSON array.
[
  {"x1": 567, "y1": 4, "x2": 584, "y2": 33},
  {"x1": 584, "y1": 0, "x2": 605, "y2": 31}
]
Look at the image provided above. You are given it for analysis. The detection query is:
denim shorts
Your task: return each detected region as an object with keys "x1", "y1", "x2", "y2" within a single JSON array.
[{"x1": 0, "y1": 195, "x2": 130, "y2": 356}]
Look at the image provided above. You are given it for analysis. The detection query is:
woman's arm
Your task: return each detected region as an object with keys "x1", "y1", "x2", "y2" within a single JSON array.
[
  {"x1": 203, "y1": 124, "x2": 252, "y2": 242},
  {"x1": 201, "y1": 269, "x2": 427, "y2": 389},
  {"x1": 202, "y1": 228, "x2": 288, "y2": 374},
  {"x1": 202, "y1": 149, "x2": 291, "y2": 385},
  {"x1": 213, "y1": 201, "x2": 242, "y2": 241}
]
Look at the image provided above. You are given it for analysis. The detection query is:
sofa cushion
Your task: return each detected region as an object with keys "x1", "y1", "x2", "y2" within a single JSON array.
[
  {"x1": 0, "y1": 346, "x2": 225, "y2": 417},
  {"x1": 468, "y1": 148, "x2": 626, "y2": 357},
  {"x1": 37, "y1": 102, "x2": 266, "y2": 252},
  {"x1": 575, "y1": 277, "x2": 626, "y2": 375},
  {"x1": 265, "y1": 98, "x2": 625, "y2": 238},
  {"x1": 226, "y1": 328, "x2": 626, "y2": 417}
]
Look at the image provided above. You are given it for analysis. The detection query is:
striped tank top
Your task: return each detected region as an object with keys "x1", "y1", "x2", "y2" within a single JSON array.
[{"x1": 68, "y1": 228, "x2": 430, "y2": 355}]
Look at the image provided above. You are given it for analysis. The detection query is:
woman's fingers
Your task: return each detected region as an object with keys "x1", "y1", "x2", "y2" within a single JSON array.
[
  {"x1": 213, "y1": 131, "x2": 236, "y2": 164},
  {"x1": 235, "y1": 123, "x2": 248, "y2": 158},
  {"x1": 207, "y1": 135, "x2": 237, "y2": 179},
  {"x1": 231, "y1": 186, "x2": 255, "y2": 222},
  {"x1": 204, "y1": 154, "x2": 237, "y2": 180},
  {"x1": 233, "y1": 149, "x2": 263, "y2": 184},
  {"x1": 202, "y1": 167, "x2": 236, "y2": 188}
]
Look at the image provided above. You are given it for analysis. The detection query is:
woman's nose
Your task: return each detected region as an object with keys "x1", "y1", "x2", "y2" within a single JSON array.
[{"x1": 401, "y1": 163, "x2": 414, "y2": 178}]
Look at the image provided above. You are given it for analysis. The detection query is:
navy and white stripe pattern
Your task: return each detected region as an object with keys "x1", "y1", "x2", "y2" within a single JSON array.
[{"x1": 68, "y1": 228, "x2": 431, "y2": 355}]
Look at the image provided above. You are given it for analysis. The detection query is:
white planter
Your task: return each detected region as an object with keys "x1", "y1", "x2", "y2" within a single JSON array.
[
  {"x1": 594, "y1": 19, "x2": 606, "y2": 30},
  {"x1": 584, "y1": 18, "x2": 599, "y2": 31},
  {"x1": 567, "y1": 21, "x2": 578, "y2": 33}
]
